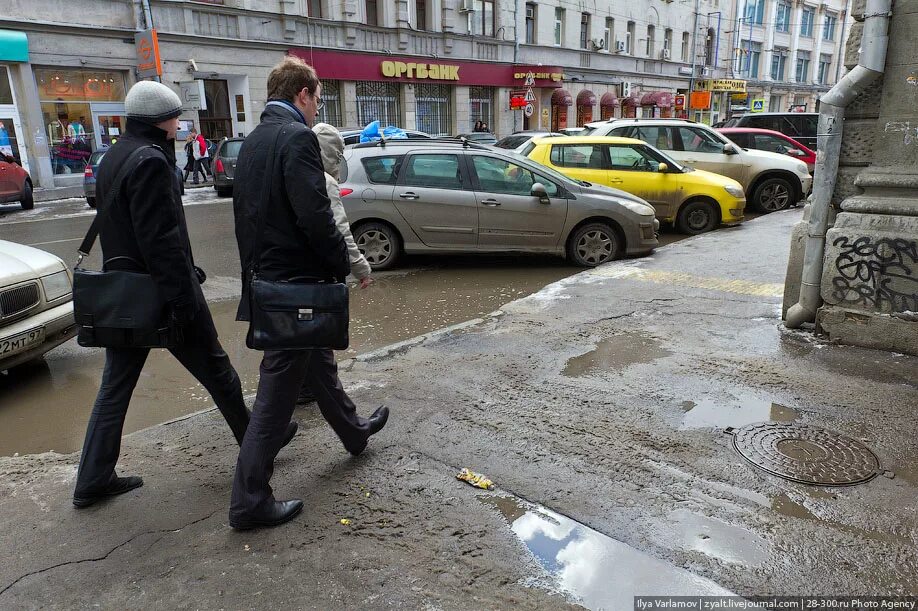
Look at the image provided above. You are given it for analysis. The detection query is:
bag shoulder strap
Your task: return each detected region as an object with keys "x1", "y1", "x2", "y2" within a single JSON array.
[
  {"x1": 251, "y1": 122, "x2": 298, "y2": 275},
  {"x1": 77, "y1": 144, "x2": 165, "y2": 262}
]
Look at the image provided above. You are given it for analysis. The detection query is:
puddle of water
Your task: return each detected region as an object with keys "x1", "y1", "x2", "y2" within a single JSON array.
[
  {"x1": 562, "y1": 333, "x2": 671, "y2": 377},
  {"x1": 680, "y1": 396, "x2": 799, "y2": 430},
  {"x1": 480, "y1": 495, "x2": 735, "y2": 609},
  {"x1": 770, "y1": 493, "x2": 817, "y2": 520},
  {"x1": 667, "y1": 509, "x2": 769, "y2": 566}
]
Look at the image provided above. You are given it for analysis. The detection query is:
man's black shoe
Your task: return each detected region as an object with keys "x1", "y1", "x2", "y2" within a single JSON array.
[
  {"x1": 229, "y1": 499, "x2": 303, "y2": 530},
  {"x1": 73, "y1": 475, "x2": 144, "y2": 508},
  {"x1": 347, "y1": 406, "x2": 389, "y2": 457},
  {"x1": 282, "y1": 421, "x2": 298, "y2": 448}
]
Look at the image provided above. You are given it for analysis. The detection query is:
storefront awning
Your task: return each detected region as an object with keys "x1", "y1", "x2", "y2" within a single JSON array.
[
  {"x1": 600, "y1": 92, "x2": 619, "y2": 107},
  {"x1": 576, "y1": 90, "x2": 596, "y2": 107},
  {"x1": 0, "y1": 29, "x2": 28, "y2": 62},
  {"x1": 640, "y1": 92, "x2": 674, "y2": 108},
  {"x1": 621, "y1": 96, "x2": 639, "y2": 108},
  {"x1": 551, "y1": 88, "x2": 573, "y2": 106}
]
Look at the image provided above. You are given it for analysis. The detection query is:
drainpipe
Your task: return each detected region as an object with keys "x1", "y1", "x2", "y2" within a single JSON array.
[{"x1": 784, "y1": 0, "x2": 891, "y2": 329}]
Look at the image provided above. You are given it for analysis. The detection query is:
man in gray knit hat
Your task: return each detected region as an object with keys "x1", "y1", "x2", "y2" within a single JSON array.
[{"x1": 72, "y1": 80, "x2": 296, "y2": 509}]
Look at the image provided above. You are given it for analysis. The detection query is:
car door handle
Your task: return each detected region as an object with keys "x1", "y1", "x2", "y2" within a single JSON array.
[
  {"x1": 608, "y1": 178, "x2": 623, "y2": 184},
  {"x1": 481, "y1": 199, "x2": 501, "y2": 207},
  {"x1": 399, "y1": 192, "x2": 419, "y2": 200}
]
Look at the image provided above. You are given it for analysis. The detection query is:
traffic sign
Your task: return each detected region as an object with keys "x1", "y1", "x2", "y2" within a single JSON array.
[
  {"x1": 524, "y1": 102, "x2": 534, "y2": 118},
  {"x1": 751, "y1": 98, "x2": 766, "y2": 113},
  {"x1": 524, "y1": 72, "x2": 536, "y2": 87},
  {"x1": 524, "y1": 88, "x2": 535, "y2": 102}
]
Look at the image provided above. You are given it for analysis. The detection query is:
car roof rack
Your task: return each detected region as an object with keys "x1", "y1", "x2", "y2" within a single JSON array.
[{"x1": 353, "y1": 137, "x2": 493, "y2": 151}]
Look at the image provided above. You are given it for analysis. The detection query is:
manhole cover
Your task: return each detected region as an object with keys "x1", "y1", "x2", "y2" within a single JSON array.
[{"x1": 729, "y1": 423, "x2": 881, "y2": 486}]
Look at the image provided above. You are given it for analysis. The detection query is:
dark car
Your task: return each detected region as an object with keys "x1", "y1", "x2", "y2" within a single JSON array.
[
  {"x1": 339, "y1": 127, "x2": 432, "y2": 146},
  {"x1": 84, "y1": 146, "x2": 183, "y2": 208},
  {"x1": 495, "y1": 131, "x2": 563, "y2": 151},
  {"x1": 212, "y1": 137, "x2": 244, "y2": 197},
  {"x1": 0, "y1": 154, "x2": 33, "y2": 210},
  {"x1": 722, "y1": 113, "x2": 818, "y2": 150}
]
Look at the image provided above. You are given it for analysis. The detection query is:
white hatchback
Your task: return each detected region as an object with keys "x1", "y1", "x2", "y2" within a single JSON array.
[{"x1": 0, "y1": 240, "x2": 77, "y2": 372}]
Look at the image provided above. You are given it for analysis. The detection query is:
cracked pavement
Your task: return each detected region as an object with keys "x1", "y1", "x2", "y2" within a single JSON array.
[{"x1": 1, "y1": 208, "x2": 916, "y2": 609}]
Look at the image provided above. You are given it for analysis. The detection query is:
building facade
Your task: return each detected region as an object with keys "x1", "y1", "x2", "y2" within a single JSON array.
[{"x1": 0, "y1": 0, "x2": 850, "y2": 192}]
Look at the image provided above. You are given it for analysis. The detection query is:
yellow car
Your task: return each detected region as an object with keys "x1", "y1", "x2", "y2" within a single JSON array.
[{"x1": 525, "y1": 136, "x2": 745, "y2": 235}]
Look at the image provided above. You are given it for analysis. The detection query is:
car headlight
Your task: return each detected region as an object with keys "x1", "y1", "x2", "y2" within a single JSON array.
[
  {"x1": 41, "y1": 270, "x2": 72, "y2": 301},
  {"x1": 723, "y1": 184, "x2": 745, "y2": 197}
]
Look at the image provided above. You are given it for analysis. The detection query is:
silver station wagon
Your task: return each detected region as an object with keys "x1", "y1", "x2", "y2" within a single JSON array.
[{"x1": 339, "y1": 139, "x2": 659, "y2": 269}]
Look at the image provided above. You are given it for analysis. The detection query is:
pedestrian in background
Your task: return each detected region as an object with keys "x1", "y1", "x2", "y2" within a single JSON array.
[
  {"x1": 295, "y1": 122, "x2": 373, "y2": 407},
  {"x1": 473, "y1": 120, "x2": 483, "y2": 133},
  {"x1": 183, "y1": 133, "x2": 205, "y2": 184},
  {"x1": 72, "y1": 81, "x2": 296, "y2": 509},
  {"x1": 230, "y1": 57, "x2": 389, "y2": 530},
  {"x1": 189, "y1": 127, "x2": 209, "y2": 184}
]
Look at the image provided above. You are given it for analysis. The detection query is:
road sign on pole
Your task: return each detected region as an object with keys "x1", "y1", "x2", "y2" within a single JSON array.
[
  {"x1": 524, "y1": 103, "x2": 534, "y2": 117},
  {"x1": 524, "y1": 88, "x2": 535, "y2": 102}
]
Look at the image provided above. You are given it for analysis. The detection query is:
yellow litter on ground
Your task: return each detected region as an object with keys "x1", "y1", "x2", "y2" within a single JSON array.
[{"x1": 456, "y1": 468, "x2": 494, "y2": 490}]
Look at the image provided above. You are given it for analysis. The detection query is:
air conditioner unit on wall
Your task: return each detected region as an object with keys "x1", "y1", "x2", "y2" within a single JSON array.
[
  {"x1": 615, "y1": 40, "x2": 626, "y2": 53},
  {"x1": 661, "y1": 49, "x2": 671, "y2": 60},
  {"x1": 591, "y1": 38, "x2": 606, "y2": 51},
  {"x1": 621, "y1": 82, "x2": 632, "y2": 97},
  {"x1": 458, "y1": 0, "x2": 476, "y2": 13}
]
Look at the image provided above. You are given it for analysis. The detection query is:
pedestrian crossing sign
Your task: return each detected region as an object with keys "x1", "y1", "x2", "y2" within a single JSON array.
[{"x1": 751, "y1": 99, "x2": 765, "y2": 113}]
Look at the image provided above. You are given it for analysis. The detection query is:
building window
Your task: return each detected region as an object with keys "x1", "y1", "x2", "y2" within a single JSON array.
[
  {"x1": 704, "y1": 27, "x2": 715, "y2": 66},
  {"x1": 554, "y1": 8, "x2": 565, "y2": 46},
  {"x1": 416, "y1": 0, "x2": 427, "y2": 30},
  {"x1": 316, "y1": 80, "x2": 341, "y2": 127},
  {"x1": 775, "y1": 2, "x2": 791, "y2": 32},
  {"x1": 795, "y1": 51, "x2": 811, "y2": 82},
  {"x1": 473, "y1": 0, "x2": 495, "y2": 37},
  {"x1": 742, "y1": 41, "x2": 761, "y2": 78},
  {"x1": 365, "y1": 0, "x2": 378, "y2": 26},
  {"x1": 525, "y1": 3, "x2": 536, "y2": 44},
  {"x1": 769, "y1": 94, "x2": 784, "y2": 112},
  {"x1": 817, "y1": 54, "x2": 832, "y2": 84},
  {"x1": 823, "y1": 13, "x2": 837, "y2": 41},
  {"x1": 626, "y1": 21, "x2": 635, "y2": 55},
  {"x1": 604, "y1": 18, "x2": 614, "y2": 51},
  {"x1": 682, "y1": 31, "x2": 690, "y2": 61},
  {"x1": 415, "y1": 84, "x2": 451, "y2": 137},
  {"x1": 801, "y1": 7, "x2": 815, "y2": 37},
  {"x1": 469, "y1": 86, "x2": 493, "y2": 130},
  {"x1": 580, "y1": 13, "x2": 591, "y2": 50},
  {"x1": 771, "y1": 48, "x2": 788, "y2": 81},
  {"x1": 646, "y1": 25, "x2": 655, "y2": 57},
  {"x1": 663, "y1": 28, "x2": 672, "y2": 59},
  {"x1": 306, "y1": 0, "x2": 322, "y2": 18},
  {"x1": 356, "y1": 81, "x2": 400, "y2": 127},
  {"x1": 744, "y1": 0, "x2": 765, "y2": 25}
]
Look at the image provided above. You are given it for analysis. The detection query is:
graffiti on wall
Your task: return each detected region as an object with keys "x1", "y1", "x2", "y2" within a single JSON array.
[{"x1": 831, "y1": 236, "x2": 918, "y2": 312}]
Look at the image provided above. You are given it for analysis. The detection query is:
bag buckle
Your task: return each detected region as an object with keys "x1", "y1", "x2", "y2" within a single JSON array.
[
  {"x1": 75, "y1": 251, "x2": 87, "y2": 268},
  {"x1": 298, "y1": 308, "x2": 313, "y2": 321}
]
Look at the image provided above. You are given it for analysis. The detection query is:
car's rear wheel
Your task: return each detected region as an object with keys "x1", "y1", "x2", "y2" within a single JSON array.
[
  {"x1": 354, "y1": 222, "x2": 402, "y2": 270},
  {"x1": 216, "y1": 186, "x2": 232, "y2": 197},
  {"x1": 86, "y1": 196, "x2": 96, "y2": 208},
  {"x1": 566, "y1": 222, "x2": 621, "y2": 267},
  {"x1": 676, "y1": 200, "x2": 718, "y2": 235},
  {"x1": 20, "y1": 181, "x2": 34, "y2": 210},
  {"x1": 752, "y1": 177, "x2": 794, "y2": 213}
]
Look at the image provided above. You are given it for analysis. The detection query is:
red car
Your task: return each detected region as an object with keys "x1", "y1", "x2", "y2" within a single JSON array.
[
  {"x1": 717, "y1": 127, "x2": 816, "y2": 174},
  {"x1": 0, "y1": 154, "x2": 33, "y2": 210}
]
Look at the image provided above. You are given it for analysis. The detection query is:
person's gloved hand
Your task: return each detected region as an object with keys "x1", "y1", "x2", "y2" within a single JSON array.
[{"x1": 194, "y1": 265, "x2": 207, "y2": 285}]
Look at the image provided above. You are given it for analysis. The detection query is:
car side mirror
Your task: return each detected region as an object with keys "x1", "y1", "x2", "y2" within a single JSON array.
[
  {"x1": 531, "y1": 182, "x2": 550, "y2": 204},
  {"x1": 723, "y1": 143, "x2": 739, "y2": 155},
  {"x1": 657, "y1": 162, "x2": 669, "y2": 173}
]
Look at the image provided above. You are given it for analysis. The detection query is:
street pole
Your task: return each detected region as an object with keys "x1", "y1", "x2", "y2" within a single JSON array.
[{"x1": 688, "y1": 0, "x2": 701, "y2": 107}]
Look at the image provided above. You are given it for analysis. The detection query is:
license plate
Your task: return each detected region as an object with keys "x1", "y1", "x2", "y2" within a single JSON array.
[{"x1": 0, "y1": 327, "x2": 45, "y2": 358}]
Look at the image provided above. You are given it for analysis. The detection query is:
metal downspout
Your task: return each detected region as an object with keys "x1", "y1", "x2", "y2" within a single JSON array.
[{"x1": 784, "y1": 0, "x2": 891, "y2": 328}]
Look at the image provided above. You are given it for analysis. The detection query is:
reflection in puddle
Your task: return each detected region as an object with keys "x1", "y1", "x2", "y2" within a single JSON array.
[
  {"x1": 680, "y1": 396, "x2": 799, "y2": 430},
  {"x1": 667, "y1": 509, "x2": 768, "y2": 566},
  {"x1": 563, "y1": 333, "x2": 671, "y2": 377},
  {"x1": 481, "y1": 495, "x2": 734, "y2": 609}
]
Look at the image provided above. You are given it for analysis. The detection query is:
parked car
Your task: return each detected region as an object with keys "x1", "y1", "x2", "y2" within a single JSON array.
[
  {"x1": 339, "y1": 127, "x2": 432, "y2": 146},
  {"x1": 584, "y1": 118, "x2": 812, "y2": 213},
  {"x1": 0, "y1": 240, "x2": 77, "y2": 372},
  {"x1": 339, "y1": 139, "x2": 659, "y2": 270},
  {"x1": 526, "y1": 136, "x2": 745, "y2": 235},
  {"x1": 717, "y1": 127, "x2": 816, "y2": 174},
  {"x1": 84, "y1": 147, "x2": 184, "y2": 208},
  {"x1": 212, "y1": 137, "x2": 244, "y2": 197},
  {"x1": 495, "y1": 131, "x2": 564, "y2": 152},
  {"x1": 722, "y1": 112, "x2": 818, "y2": 150},
  {"x1": 0, "y1": 154, "x2": 33, "y2": 210},
  {"x1": 454, "y1": 132, "x2": 497, "y2": 145},
  {"x1": 559, "y1": 127, "x2": 587, "y2": 136}
]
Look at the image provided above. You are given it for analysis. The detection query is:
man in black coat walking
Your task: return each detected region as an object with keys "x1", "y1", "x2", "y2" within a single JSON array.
[
  {"x1": 72, "y1": 81, "x2": 295, "y2": 509},
  {"x1": 230, "y1": 57, "x2": 388, "y2": 530}
]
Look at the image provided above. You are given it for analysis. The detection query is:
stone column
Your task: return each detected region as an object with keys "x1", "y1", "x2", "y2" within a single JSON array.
[
  {"x1": 788, "y1": 0, "x2": 804, "y2": 83},
  {"x1": 762, "y1": 0, "x2": 780, "y2": 83}
]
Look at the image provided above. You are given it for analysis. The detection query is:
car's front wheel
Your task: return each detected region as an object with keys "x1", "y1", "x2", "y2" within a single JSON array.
[
  {"x1": 20, "y1": 181, "x2": 34, "y2": 210},
  {"x1": 566, "y1": 222, "x2": 621, "y2": 267},
  {"x1": 752, "y1": 177, "x2": 794, "y2": 213},
  {"x1": 676, "y1": 200, "x2": 718, "y2": 235},
  {"x1": 353, "y1": 222, "x2": 402, "y2": 270}
]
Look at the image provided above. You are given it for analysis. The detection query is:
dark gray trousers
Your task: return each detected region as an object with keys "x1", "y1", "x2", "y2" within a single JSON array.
[
  {"x1": 74, "y1": 307, "x2": 249, "y2": 497},
  {"x1": 229, "y1": 349, "x2": 370, "y2": 517}
]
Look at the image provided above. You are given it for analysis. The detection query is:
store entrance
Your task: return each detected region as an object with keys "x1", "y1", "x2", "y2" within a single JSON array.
[{"x1": 199, "y1": 79, "x2": 232, "y2": 141}]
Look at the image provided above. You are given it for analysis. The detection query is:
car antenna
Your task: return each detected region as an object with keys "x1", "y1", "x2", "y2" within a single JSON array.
[{"x1": 459, "y1": 136, "x2": 470, "y2": 148}]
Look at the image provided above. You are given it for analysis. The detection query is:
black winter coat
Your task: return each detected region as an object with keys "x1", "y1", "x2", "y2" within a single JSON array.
[
  {"x1": 233, "y1": 103, "x2": 349, "y2": 321},
  {"x1": 95, "y1": 119, "x2": 201, "y2": 322}
]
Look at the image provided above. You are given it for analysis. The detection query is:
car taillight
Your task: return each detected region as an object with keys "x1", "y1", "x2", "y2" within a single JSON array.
[
  {"x1": 215, "y1": 159, "x2": 225, "y2": 173},
  {"x1": 84, "y1": 166, "x2": 93, "y2": 178},
  {"x1": 339, "y1": 188, "x2": 354, "y2": 197}
]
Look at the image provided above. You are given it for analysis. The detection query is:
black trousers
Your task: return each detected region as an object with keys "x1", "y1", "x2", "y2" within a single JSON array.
[
  {"x1": 74, "y1": 306, "x2": 249, "y2": 497},
  {"x1": 229, "y1": 349, "x2": 370, "y2": 517}
]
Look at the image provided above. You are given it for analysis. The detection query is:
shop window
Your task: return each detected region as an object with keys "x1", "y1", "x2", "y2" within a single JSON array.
[
  {"x1": 551, "y1": 105, "x2": 568, "y2": 131},
  {"x1": 0, "y1": 117, "x2": 22, "y2": 166},
  {"x1": 469, "y1": 86, "x2": 493, "y2": 131},
  {"x1": 35, "y1": 68, "x2": 126, "y2": 102},
  {"x1": 317, "y1": 81, "x2": 342, "y2": 127},
  {"x1": 0, "y1": 67, "x2": 13, "y2": 105},
  {"x1": 357, "y1": 81, "x2": 400, "y2": 127},
  {"x1": 415, "y1": 84, "x2": 451, "y2": 137}
]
